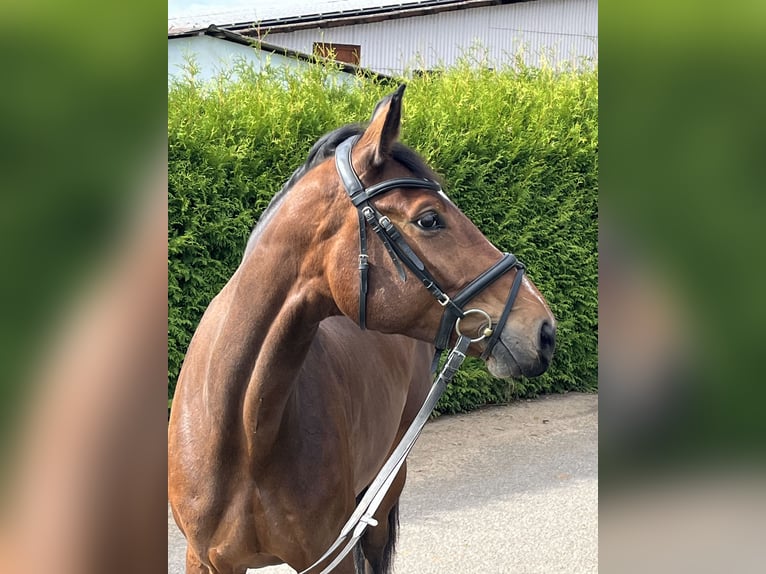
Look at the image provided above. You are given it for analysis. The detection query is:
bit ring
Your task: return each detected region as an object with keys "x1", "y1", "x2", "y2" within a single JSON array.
[{"x1": 455, "y1": 308, "x2": 493, "y2": 343}]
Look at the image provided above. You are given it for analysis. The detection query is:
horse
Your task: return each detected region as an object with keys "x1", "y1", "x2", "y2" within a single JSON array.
[{"x1": 168, "y1": 85, "x2": 556, "y2": 574}]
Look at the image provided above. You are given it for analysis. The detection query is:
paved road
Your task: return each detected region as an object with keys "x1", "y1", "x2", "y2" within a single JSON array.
[{"x1": 169, "y1": 393, "x2": 598, "y2": 573}]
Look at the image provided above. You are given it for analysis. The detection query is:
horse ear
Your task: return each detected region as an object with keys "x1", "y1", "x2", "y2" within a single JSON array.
[{"x1": 356, "y1": 84, "x2": 406, "y2": 168}]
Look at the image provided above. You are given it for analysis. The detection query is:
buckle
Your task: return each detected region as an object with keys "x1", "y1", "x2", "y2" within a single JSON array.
[
  {"x1": 444, "y1": 347, "x2": 467, "y2": 374},
  {"x1": 437, "y1": 293, "x2": 451, "y2": 307}
]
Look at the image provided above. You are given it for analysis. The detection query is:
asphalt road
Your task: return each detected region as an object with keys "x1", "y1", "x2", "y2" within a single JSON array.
[{"x1": 168, "y1": 392, "x2": 598, "y2": 574}]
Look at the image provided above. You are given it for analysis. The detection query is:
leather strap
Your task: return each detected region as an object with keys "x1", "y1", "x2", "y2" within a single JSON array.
[
  {"x1": 362, "y1": 205, "x2": 458, "y2": 309},
  {"x1": 350, "y1": 177, "x2": 442, "y2": 206},
  {"x1": 481, "y1": 264, "x2": 525, "y2": 360},
  {"x1": 357, "y1": 208, "x2": 369, "y2": 330},
  {"x1": 361, "y1": 206, "x2": 407, "y2": 281},
  {"x1": 433, "y1": 253, "x2": 521, "y2": 352},
  {"x1": 453, "y1": 253, "x2": 519, "y2": 307},
  {"x1": 335, "y1": 136, "x2": 364, "y2": 198}
]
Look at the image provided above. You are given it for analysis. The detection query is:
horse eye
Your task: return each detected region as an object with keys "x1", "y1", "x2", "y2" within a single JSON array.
[{"x1": 416, "y1": 212, "x2": 441, "y2": 230}]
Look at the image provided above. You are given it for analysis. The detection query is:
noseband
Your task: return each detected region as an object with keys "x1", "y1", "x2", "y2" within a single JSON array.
[
  {"x1": 335, "y1": 135, "x2": 526, "y2": 360},
  {"x1": 300, "y1": 137, "x2": 528, "y2": 574}
]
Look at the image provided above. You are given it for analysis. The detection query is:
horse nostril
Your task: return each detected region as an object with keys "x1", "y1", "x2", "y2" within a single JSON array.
[{"x1": 539, "y1": 320, "x2": 556, "y2": 354}]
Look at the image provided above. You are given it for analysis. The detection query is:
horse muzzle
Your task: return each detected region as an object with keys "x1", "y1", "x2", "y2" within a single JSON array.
[{"x1": 485, "y1": 318, "x2": 556, "y2": 378}]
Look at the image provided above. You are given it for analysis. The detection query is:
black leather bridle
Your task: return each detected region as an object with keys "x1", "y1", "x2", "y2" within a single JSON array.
[
  {"x1": 299, "y1": 137, "x2": 529, "y2": 574},
  {"x1": 335, "y1": 135, "x2": 526, "y2": 360}
]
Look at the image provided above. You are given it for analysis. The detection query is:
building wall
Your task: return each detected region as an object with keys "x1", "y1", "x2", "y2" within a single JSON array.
[
  {"x1": 168, "y1": 35, "x2": 316, "y2": 84},
  {"x1": 265, "y1": 0, "x2": 597, "y2": 74}
]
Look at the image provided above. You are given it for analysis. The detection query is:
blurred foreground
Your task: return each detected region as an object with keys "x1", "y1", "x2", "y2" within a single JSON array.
[
  {"x1": 0, "y1": 2, "x2": 167, "y2": 573},
  {"x1": 600, "y1": 0, "x2": 766, "y2": 571}
]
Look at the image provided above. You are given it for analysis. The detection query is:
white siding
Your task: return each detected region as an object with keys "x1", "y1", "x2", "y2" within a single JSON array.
[
  {"x1": 168, "y1": 35, "x2": 308, "y2": 84},
  {"x1": 265, "y1": 0, "x2": 597, "y2": 74},
  {"x1": 167, "y1": 35, "x2": 360, "y2": 86}
]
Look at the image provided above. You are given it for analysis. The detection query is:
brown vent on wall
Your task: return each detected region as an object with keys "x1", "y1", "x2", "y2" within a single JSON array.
[{"x1": 313, "y1": 42, "x2": 361, "y2": 65}]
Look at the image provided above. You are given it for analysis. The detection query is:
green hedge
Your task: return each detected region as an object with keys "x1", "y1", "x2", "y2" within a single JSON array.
[{"x1": 168, "y1": 61, "x2": 598, "y2": 414}]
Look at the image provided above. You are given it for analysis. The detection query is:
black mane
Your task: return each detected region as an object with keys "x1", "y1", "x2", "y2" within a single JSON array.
[
  {"x1": 242, "y1": 123, "x2": 440, "y2": 260},
  {"x1": 285, "y1": 123, "x2": 439, "y2": 187}
]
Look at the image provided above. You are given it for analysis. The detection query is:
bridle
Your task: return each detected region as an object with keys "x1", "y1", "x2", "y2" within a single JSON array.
[
  {"x1": 299, "y1": 136, "x2": 527, "y2": 574},
  {"x1": 335, "y1": 135, "x2": 526, "y2": 360}
]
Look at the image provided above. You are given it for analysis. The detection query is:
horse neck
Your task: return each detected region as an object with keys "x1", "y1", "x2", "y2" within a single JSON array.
[{"x1": 200, "y1": 189, "x2": 341, "y2": 458}]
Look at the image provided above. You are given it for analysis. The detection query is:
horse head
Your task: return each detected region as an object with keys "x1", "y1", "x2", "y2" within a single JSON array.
[{"x1": 309, "y1": 85, "x2": 556, "y2": 378}]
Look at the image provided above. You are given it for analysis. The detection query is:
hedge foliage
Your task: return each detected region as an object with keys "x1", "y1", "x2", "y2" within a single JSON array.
[{"x1": 168, "y1": 59, "x2": 598, "y2": 414}]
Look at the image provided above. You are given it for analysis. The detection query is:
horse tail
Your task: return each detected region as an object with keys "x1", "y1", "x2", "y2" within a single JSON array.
[
  {"x1": 353, "y1": 540, "x2": 366, "y2": 574},
  {"x1": 353, "y1": 494, "x2": 400, "y2": 574},
  {"x1": 379, "y1": 500, "x2": 400, "y2": 574}
]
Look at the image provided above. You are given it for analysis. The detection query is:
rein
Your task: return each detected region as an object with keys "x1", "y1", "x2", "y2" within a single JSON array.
[
  {"x1": 299, "y1": 137, "x2": 526, "y2": 573},
  {"x1": 300, "y1": 335, "x2": 472, "y2": 574}
]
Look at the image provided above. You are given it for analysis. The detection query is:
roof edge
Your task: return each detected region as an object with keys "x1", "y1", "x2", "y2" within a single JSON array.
[
  {"x1": 169, "y1": 0, "x2": 531, "y2": 36},
  {"x1": 238, "y1": 0, "x2": 529, "y2": 34}
]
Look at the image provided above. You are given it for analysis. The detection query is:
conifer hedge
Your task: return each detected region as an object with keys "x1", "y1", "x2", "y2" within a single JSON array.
[{"x1": 168, "y1": 61, "x2": 598, "y2": 413}]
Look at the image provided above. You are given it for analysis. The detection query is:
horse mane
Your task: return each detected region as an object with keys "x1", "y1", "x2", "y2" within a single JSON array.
[{"x1": 242, "y1": 123, "x2": 440, "y2": 261}]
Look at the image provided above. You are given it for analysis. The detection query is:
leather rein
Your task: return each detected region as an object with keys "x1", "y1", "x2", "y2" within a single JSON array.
[{"x1": 299, "y1": 136, "x2": 526, "y2": 573}]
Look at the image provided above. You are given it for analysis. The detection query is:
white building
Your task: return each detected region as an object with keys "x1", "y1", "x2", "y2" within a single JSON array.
[
  {"x1": 169, "y1": 0, "x2": 598, "y2": 76},
  {"x1": 168, "y1": 25, "x2": 391, "y2": 85}
]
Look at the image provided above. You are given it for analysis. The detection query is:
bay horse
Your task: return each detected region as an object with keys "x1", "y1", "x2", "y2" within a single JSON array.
[{"x1": 168, "y1": 85, "x2": 556, "y2": 574}]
